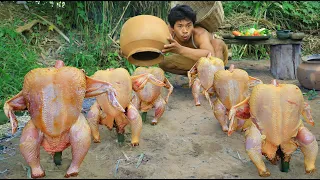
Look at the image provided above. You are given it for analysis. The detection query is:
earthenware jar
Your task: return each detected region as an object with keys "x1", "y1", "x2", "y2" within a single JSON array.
[
  {"x1": 290, "y1": 32, "x2": 305, "y2": 40},
  {"x1": 297, "y1": 54, "x2": 320, "y2": 90},
  {"x1": 276, "y1": 30, "x2": 291, "y2": 39},
  {"x1": 120, "y1": 15, "x2": 171, "y2": 66}
]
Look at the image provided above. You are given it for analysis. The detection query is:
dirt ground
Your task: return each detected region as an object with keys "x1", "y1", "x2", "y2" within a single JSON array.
[{"x1": 0, "y1": 59, "x2": 319, "y2": 179}]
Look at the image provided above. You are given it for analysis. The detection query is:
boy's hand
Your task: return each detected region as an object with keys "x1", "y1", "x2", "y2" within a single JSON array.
[{"x1": 162, "y1": 36, "x2": 183, "y2": 54}]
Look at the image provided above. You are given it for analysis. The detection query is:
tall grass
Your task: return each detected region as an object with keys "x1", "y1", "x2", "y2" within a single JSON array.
[
  {"x1": 0, "y1": 26, "x2": 43, "y2": 117},
  {"x1": 223, "y1": 1, "x2": 320, "y2": 33}
]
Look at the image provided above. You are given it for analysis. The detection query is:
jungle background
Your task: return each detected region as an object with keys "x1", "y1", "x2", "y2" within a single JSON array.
[
  {"x1": 0, "y1": 1, "x2": 320, "y2": 179},
  {"x1": 0, "y1": 1, "x2": 320, "y2": 123}
]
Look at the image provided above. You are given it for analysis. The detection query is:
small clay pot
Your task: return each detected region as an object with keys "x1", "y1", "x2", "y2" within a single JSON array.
[
  {"x1": 290, "y1": 32, "x2": 305, "y2": 40},
  {"x1": 120, "y1": 15, "x2": 171, "y2": 66},
  {"x1": 297, "y1": 54, "x2": 320, "y2": 90},
  {"x1": 276, "y1": 30, "x2": 291, "y2": 39}
]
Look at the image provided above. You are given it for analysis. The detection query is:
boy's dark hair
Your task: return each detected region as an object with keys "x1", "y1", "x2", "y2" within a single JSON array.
[{"x1": 168, "y1": 4, "x2": 196, "y2": 28}]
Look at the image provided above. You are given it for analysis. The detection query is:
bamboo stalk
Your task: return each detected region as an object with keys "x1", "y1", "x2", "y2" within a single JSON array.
[
  {"x1": 32, "y1": 13, "x2": 70, "y2": 43},
  {"x1": 15, "y1": 20, "x2": 41, "y2": 33},
  {"x1": 110, "y1": 1, "x2": 131, "y2": 37},
  {"x1": 107, "y1": 34, "x2": 120, "y2": 48}
]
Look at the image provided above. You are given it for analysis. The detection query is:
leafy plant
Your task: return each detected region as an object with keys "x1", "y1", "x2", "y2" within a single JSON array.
[
  {"x1": 223, "y1": 1, "x2": 320, "y2": 33},
  {"x1": 123, "y1": 58, "x2": 136, "y2": 75},
  {"x1": 106, "y1": 52, "x2": 121, "y2": 68},
  {"x1": 55, "y1": 14, "x2": 63, "y2": 27},
  {"x1": 0, "y1": 26, "x2": 42, "y2": 108},
  {"x1": 303, "y1": 89, "x2": 319, "y2": 100},
  {"x1": 231, "y1": 44, "x2": 269, "y2": 60}
]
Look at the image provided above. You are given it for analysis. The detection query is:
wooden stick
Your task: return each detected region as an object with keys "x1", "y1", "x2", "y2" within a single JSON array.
[
  {"x1": 236, "y1": 151, "x2": 242, "y2": 160},
  {"x1": 15, "y1": 20, "x2": 41, "y2": 33},
  {"x1": 32, "y1": 13, "x2": 70, "y2": 43},
  {"x1": 110, "y1": 1, "x2": 131, "y2": 37},
  {"x1": 107, "y1": 34, "x2": 120, "y2": 48},
  {"x1": 122, "y1": 151, "x2": 130, "y2": 161}
]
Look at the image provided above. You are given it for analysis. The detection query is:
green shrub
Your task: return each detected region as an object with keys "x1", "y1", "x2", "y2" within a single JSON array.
[{"x1": 0, "y1": 26, "x2": 42, "y2": 108}]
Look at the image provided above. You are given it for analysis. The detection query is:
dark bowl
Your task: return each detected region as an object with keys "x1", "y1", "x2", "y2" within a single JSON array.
[
  {"x1": 276, "y1": 30, "x2": 291, "y2": 39},
  {"x1": 277, "y1": 29, "x2": 291, "y2": 33}
]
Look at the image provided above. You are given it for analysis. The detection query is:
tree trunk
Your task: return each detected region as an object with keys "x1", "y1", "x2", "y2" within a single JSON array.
[{"x1": 270, "y1": 44, "x2": 301, "y2": 80}]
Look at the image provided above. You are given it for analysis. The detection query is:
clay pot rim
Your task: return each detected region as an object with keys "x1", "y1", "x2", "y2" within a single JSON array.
[
  {"x1": 276, "y1": 29, "x2": 291, "y2": 33},
  {"x1": 301, "y1": 54, "x2": 320, "y2": 64},
  {"x1": 127, "y1": 47, "x2": 164, "y2": 66},
  {"x1": 127, "y1": 47, "x2": 163, "y2": 58}
]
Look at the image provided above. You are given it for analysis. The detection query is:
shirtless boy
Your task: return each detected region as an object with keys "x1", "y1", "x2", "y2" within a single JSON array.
[{"x1": 159, "y1": 4, "x2": 228, "y2": 75}]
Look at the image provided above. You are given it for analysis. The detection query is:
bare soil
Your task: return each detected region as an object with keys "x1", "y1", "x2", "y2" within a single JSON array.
[{"x1": 0, "y1": 59, "x2": 319, "y2": 179}]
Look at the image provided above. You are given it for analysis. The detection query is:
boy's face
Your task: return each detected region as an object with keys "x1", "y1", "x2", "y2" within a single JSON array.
[{"x1": 172, "y1": 18, "x2": 194, "y2": 43}]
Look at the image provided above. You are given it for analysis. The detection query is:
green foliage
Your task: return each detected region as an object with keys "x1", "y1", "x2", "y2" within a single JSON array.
[
  {"x1": 303, "y1": 89, "x2": 319, "y2": 100},
  {"x1": 55, "y1": 14, "x2": 63, "y2": 27},
  {"x1": 223, "y1": 1, "x2": 320, "y2": 60},
  {"x1": 231, "y1": 44, "x2": 269, "y2": 60},
  {"x1": 0, "y1": 26, "x2": 42, "y2": 108},
  {"x1": 123, "y1": 58, "x2": 136, "y2": 75},
  {"x1": 164, "y1": 72, "x2": 172, "y2": 79},
  {"x1": 223, "y1": 1, "x2": 320, "y2": 32},
  {"x1": 0, "y1": 110, "x2": 8, "y2": 125}
]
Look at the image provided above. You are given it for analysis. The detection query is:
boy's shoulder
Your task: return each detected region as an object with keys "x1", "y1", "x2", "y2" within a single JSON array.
[{"x1": 193, "y1": 26, "x2": 212, "y2": 40}]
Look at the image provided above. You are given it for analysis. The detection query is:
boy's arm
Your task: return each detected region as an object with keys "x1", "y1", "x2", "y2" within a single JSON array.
[{"x1": 162, "y1": 32, "x2": 214, "y2": 62}]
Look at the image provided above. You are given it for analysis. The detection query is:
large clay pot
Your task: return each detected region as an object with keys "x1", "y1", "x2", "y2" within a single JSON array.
[
  {"x1": 297, "y1": 54, "x2": 320, "y2": 90},
  {"x1": 120, "y1": 15, "x2": 171, "y2": 66}
]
